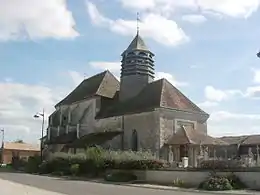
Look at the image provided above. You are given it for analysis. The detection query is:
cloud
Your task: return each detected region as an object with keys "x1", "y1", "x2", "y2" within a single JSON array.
[
  {"x1": 0, "y1": 74, "x2": 76, "y2": 143},
  {"x1": 204, "y1": 86, "x2": 242, "y2": 102},
  {"x1": 86, "y1": 1, "x2": 189, "y2": 46},
  {"x1": 198, "y1": 101, "x2": 219, "y2": 108},
  {"x1": 252, "y1": 68, "x2": 260, "y2": 83},
  {"x1": 0, "y1": 0, "x2": 78, "y2": 41},
  {"x1": 204, "y1": 84, "x2": 260, "y2": 101},
  {"x1": 182, "y1": 14, "x2": 207, "y2": 24},
  {"x1": 155, "y1": 72, "x2": 188, "y2": 87},
  {"x1": 89, "y1": 61, "x2": 187, "y2": 87},
  {"x1": 68, "y1": 71, "x2": 85, "y2": 86},
  {"x1": 208, "y1": 110, "x2": 260, "y2": 136},
  {"x1": 89, "y1": 61, "x2": 121, "y2": 72},
  {"x1": 119, "y1": 0, "x2": 260, "y2": 19},
  {"x1": 210, "y1": 110, "x2": 260, "y2": 121}
]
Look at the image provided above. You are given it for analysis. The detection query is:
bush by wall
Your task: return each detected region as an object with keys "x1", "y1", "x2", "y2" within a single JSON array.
[
  {"x1": 200, "y1": 160, "x2": 244, "y2": 170},
  {"x1": 104, "y1": 171, "x2": 137, "y2": 182},
  {"x1": 25, "y1": 155, "x2": 41, "y2": 173},
  {"x1": 199, "y1": 173, "x2": 246, "y2": 191},
  {"x1": 38, "y1": 147, "x2": 165, "y2": 176}
]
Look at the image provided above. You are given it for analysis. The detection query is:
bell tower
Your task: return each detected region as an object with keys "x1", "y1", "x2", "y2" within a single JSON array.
[{"x1": 119, "y1": 16, "x2": 155, "y2": 101}]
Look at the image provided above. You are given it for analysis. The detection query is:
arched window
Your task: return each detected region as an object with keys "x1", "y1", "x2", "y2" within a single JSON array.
[{"x1": 131, "y1": 129, "x2": 138, "y2": 151}]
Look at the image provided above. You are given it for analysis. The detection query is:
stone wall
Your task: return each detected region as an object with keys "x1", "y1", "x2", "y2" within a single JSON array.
[
  {"x1": 129, "y1": 169, "x2": 260, "y2": 190},
  {"x1": 122, "y1": 111, "x2": 160, "y2": 156},
  {"x1": 158, "y1": 108, "x2": 208, "y2": 146}
]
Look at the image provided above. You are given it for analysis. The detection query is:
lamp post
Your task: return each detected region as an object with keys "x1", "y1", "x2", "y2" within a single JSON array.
[
  {"x1": 34, "y1": 109, "x2": 45, "y2": 162},
  {"x1": 1, "y1": 128, "x2": 4, "y2": 164}
]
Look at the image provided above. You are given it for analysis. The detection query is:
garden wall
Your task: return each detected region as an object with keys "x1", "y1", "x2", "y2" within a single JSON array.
[{"x1": 109, "y1": 169, "x2": 260, "y2": 189}]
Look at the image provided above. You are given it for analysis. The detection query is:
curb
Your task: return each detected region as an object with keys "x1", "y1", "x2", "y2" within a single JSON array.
[
  {"x1": 26, "y1": 174, "x2": 257, "y2": 195},
  {"x1": 125, "y1": 184, "x2": 256, "y2": 195}
]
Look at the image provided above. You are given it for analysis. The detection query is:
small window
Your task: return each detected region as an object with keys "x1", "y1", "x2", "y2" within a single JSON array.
[{"x1": 131, "y1": 129, "x2": 138, "y2": 151}]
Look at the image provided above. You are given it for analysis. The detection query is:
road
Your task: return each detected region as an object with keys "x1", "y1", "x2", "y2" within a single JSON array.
[{"x1": 0, "y1": 172, "x2": 240, "y2": 195}]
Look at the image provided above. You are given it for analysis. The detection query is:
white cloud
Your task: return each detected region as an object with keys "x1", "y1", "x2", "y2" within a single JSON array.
[
  {"x1": 204, "y1": 85, "x2": 243, "y2": 102},
  {"x1": 252, "y1": 68, "x2": 260, "y2": 83},
  {"x1": 198, "y1": 101, "x2": 218, "y2": 108},
  {"x1": 89, "y1": 61, "x2": 187, "y2": 87},
  {"x1": 204, "y1": 84, "x2": 260, "y2": 101},
  {"x1": 155, "y1": 72, "x2": 188, "y2": 87},
  {"x1": 119, "y1": 0, "x2": 260, "y2": 19},
  {"x1": 86, "y1": 1, "x2": 189, "y2": 46},
  {"x1": 208, "y1": 110, "x2": 260, "y2": 136},
  {"x1": 0, "y1": 0, "x2": 78, "y2": 41},
  {"x1": 89, "y1": 61, "x2": 121, "y2": 72},
  {"x1": 0, "y1": 74, "x2": 76, "y2": 143},
  {"x1": 182, "y1": 14, "x2": 207, "y2": 24},
  {"x1": 68, "y1": 71, "x2": 85, "y2": 86},
  {"x1": 210, "y1": 110, "x2": 260, "y2": 121}
]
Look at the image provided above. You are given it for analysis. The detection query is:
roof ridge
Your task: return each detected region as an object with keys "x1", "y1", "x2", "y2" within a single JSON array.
[
  {"x1": 95, "y1": 70, "x2": 110, "y2": 95},
  {"x1": 158, "y1": 79, "x2": 166, "y2": 107},
  {"x1": 163, "y1": 78, "x2": 209, "y2": 116}
]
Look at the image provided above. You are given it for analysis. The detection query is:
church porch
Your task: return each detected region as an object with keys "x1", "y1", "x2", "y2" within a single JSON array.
[{"x1": 165, "y1": 126, "x2": 228, "y2": 167}]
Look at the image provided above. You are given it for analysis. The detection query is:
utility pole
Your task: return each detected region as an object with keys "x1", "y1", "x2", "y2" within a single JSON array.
[
  {"x1": 1, "y1": 129, "x2": 4, "y2": 164},
  {"x1": 34, "y1": 109, "x2": 45, "y2": 162}
]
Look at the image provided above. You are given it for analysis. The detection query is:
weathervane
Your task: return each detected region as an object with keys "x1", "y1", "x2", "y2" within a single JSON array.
[{"x1": 136, "y1": 12, "x2": 140, "y2": 34}]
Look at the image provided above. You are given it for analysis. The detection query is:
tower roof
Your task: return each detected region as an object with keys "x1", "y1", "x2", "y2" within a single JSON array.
[{"x1": 125, "y1": 33, "x2": 149, "y2": 52}]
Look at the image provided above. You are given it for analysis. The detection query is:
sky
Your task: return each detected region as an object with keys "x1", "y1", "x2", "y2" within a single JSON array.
[{"x1": 1, "y1": 0, "x2": 260, "y2": 143}]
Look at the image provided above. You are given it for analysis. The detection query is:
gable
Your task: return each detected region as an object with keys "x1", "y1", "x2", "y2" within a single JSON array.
[{"x1": 56, "y1": 71, "x2": 119, "y2": 107}]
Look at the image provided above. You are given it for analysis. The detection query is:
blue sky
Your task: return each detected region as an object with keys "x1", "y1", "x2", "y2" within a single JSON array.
[{"x1": 1, "y1": 0, "x2": 260, "y2": 143}]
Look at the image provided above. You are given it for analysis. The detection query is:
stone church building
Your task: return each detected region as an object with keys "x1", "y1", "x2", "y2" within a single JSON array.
[{"x1": 46, "y1": 32, "x2": 217, "y2": 165}]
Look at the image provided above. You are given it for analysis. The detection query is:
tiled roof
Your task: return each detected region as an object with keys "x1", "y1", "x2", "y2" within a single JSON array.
[
  {"x1": 240, "y1": 135, "x2": 260, "y2": 145},
  {"x1": 97, "y1": 78, "x2": 208, "y2": 118},
  {"x1": 3, "y1": 142, "x2": 40, "y2": 151},
  {"x1": 55, "y1": 71, "x2": 119, "y2": 107},
  {"x1": 219, "y1": 136, "x2": 248, "y2": 145},
  {"x1": 166, "y1": 126, "x2": 228, "y2": 146}
]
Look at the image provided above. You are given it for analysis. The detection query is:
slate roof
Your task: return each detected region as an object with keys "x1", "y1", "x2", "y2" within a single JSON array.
[
  {"x1": 126, "y1": 34, "x2": 149, "y2": 52},
  {"x1": 97, "y1": 78, "x2": 209, "y2": 118},
  {"x1": 55, "y1": 71, "x2": 119, "y2": 107},
  {"x1": 166, "y1": 126, "x2": 228, "y2": 146}
]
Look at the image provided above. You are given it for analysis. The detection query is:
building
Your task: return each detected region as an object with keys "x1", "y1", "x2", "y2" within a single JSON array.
[
  {"x1": 46, "y1": 32, "x2": 220, "y2": 166},
  {"x1": 0, "y1": 142, "x2": 40, "y2": 164}
]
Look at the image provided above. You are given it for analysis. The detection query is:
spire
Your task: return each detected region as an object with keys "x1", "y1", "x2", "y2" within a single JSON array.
[
  {"x1": 121, "y1": 13, "x2": 151, "y2": 55},
  {"x1": 136, "y1": 12, "x2": 140, "y2": 35},
  {"x1": 119, "y1": 14, "x2": 155, "y2": 101}
]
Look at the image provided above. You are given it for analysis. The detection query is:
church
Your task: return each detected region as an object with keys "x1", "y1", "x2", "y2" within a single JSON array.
[{"x1": 45, "y1": 31, "x2": 222, "y2": 166}]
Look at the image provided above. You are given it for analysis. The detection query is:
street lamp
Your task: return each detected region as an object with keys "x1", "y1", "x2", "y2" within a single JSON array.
[
  {"x1": 1, "y1": 129, "x2": 4, "y2": 164},
  {"x1": 257, "y1": 51, "x2": 260, "y2": 58},
  {"x1": 34, "y1": 109, "x2": 45, "y2": 162}
]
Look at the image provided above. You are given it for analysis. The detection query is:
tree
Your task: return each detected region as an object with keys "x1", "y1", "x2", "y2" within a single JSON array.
[{"x1": 14, "y1": 139, "x2": 24, "y2": 143}]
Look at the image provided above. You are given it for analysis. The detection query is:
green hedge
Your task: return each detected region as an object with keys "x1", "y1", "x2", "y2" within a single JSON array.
[
  {"x1": 199, "y1": 173, "x2": 246, "y2": 191},
  {"x1": 38, "y1": 147, "x2": 165, "y2": 176}
]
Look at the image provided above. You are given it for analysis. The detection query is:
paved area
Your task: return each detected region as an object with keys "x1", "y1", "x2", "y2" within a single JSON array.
[{"x1": 0, "y1": 172, "x2": 258, "y2": 195}]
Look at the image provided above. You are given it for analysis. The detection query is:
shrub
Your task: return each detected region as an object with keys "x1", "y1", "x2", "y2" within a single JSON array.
[
  {"x1": 199, "y1": 173, "x2": 246, "y2": 191},
  {"x1": 173, "y1": 178, "x2": 185, "y2": 187},
  {"x1": 226, "y1": 173, "x2": 246, "y2": 189},
  {"x1": 38, "y1": 148, "x2": 165, "y2": 176},
  {"x1": 70, "y1": 164, "x2": 80, "y2": 176},
  {"x1": 25, "y1": 155, "x2": 41, "y2": 173},
  {"x1": 104, "y1": 172, "x2": 137, "y2": 182},
  {"x1": 200, "y1": 160, "x2": 243, "y2": 170},
  {"x1": 199, "y1": 175, "x2": 232, "y2": 191}
]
